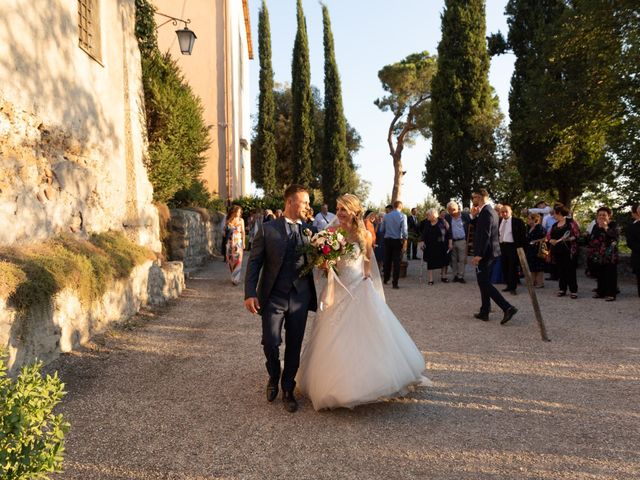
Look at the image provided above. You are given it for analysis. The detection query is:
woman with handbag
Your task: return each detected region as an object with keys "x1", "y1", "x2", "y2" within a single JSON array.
[
  {"x1": 525, "y1": 213, "x2": 547, "y2": 288},
  {"x1": 587, "y1": 206, "x2": 619, "y2": 301}
]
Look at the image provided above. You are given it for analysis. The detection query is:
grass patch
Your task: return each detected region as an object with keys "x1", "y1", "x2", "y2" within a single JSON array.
[{"x1": 0, "y1": 231, "x2": 153, "y2": 311}]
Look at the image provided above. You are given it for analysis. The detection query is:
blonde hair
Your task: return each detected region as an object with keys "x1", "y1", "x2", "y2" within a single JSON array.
[{"x1": 336, "y1": 193, "x2": 367, "y2": 251}]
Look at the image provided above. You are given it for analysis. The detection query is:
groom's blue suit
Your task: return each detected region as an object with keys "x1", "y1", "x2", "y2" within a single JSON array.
[{"x1": 244, "y1": 216, "x2": 317, "y2": 392}]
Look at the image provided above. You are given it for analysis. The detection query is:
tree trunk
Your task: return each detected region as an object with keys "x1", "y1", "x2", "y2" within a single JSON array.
[
  {"x1": 557, "y1": 188, "x2": 573, "y2": 210},
  {"x1": 391, "y1": 153, "x2": 403, "y2": 204}
]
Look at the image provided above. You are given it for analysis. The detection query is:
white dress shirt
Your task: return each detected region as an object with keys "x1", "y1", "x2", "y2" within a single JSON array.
[{"x1": 499, "y1": 217, "x2": 514, "y2": 243}]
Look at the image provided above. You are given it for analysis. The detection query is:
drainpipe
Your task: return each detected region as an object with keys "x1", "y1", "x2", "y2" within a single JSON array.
[{"x1": 223, "y1": 0, "x2": 233, "y2": 203}]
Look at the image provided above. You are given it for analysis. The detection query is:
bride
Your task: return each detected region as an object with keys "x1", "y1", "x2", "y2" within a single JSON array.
[{"x1": 297, "y1": 194, "x2": 428, "y2": 410}]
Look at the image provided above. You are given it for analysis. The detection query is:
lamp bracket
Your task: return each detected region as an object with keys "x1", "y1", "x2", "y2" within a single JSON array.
[{"x1": 155, "y1": 11, "x2": 191, "y2": 30}]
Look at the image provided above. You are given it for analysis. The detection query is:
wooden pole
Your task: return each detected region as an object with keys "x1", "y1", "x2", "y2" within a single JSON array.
[{"x1": 516, "y1": 247, "x2": 551, "y2": 342}]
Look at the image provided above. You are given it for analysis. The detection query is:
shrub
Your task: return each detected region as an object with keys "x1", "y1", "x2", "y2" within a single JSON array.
[
  {"x1": 0, "y1": 232, "x2": 153, "y2": 312},
  {"x1": 170, "y1": 179, "x2": 225, "y2": 212},
  {"x1": 0, "y1": 353, "x2": 69, "y2": 479}
]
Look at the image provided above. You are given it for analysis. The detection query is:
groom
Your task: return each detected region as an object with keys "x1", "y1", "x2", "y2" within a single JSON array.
[{"x1": 244, "y1": 184, "x2": 317, "y2": 413}]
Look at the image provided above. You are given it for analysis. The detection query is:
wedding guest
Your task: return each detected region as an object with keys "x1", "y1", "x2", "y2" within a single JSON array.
[
  {"x1": 528, "y1": 201, "x2": 555, "y2": 233},
  {"x1": 498, "y1": 205, "x2": 527, "y2": 295},
  {"x1": 439, "y1": 210, "x2": 451, "y2": 278},
  {"x1": 364, "y1": 210, "x2": 377, "y2": 247},
  {"x1": 303, "y1": 207, "x2": 315, "y2": 230},
  {"x1": 420, "y1": 208, "x2": 452, "y2": 285},
  {"x1": 380, "y1": 200, "x2": 408, "y2": 289},
  {"x1": 275, "y1": 209, "x2": 283, "y2": 219},
  {"x1": 313, "y1": 203, "x2": 336, "y2": 230},
  {"x1": 525, "y1": 213, "x2": 546, "y2": 288},
  {"x1": 374, "y1": 212, "x2": 385, "y2": 264},
  {"x1": 248, "y1": 207, "x2": 263, "y2": 250},
  {"x1": 407, "y1": 208, "x2": 420, "y2": 260},
  {"x1": 627, "y1": 203, "x2": 640, "y2": 297},
  {"x1": 225, "y1": 205, "x2": 246, "y2": 286},
  {"x1": 548, "y1": 205, "x2": 580, "y2": 298},
  {"x1": 445, "y1": 201, "x2": 471, "y2": 283},
  {"x1": 263, "y1": 209, "x2": 276, "y2": 223},
  {"x1": 470, "y1": 188, "x2": 517, "y2": 324},
  {"x1": 587, "y1": 207, "x2": 619, "y2": 301}
]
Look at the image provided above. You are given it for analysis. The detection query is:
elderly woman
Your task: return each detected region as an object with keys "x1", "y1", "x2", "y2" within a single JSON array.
[
  {"x1": 587, "y1": 206, "x2": 619, "y2": 301},
  {"x1": 525, "y1": 213, "x2": 547, "y2": 288},
  {"x1": 549, "y1": 205, "x2": 580, "y2": 298},
  {"x1": 420, "y1": 208, "x2": 452, "y2": 285}
]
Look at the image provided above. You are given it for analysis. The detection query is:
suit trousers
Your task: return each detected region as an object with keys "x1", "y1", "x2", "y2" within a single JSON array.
[
  {"x1": 383, "y1": 238, "x2": 403, "y2": 286},
  {"x1": 261, "y1": 287, "x2": 311, "y2": 392},
  {"x1": 500, "y1": 242, "x2": 519, "y2": 290},
  {"x1": 476, "y1": 257, "x2": 512, "y2": 315},
  {"x1": 451, "y1": 239, "x2": 467, "y2": 278},
  {"x1": 407, "y1": 238, "x2": 418, "y2": 259}
]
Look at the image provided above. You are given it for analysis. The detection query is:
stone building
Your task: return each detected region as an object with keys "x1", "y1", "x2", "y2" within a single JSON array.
[
  {"x1": 0, "y1": 0, "x2": 160, "y2": 250},
  {"x1": 153, "y1": 0, "x2": 254, "y2": 201}
]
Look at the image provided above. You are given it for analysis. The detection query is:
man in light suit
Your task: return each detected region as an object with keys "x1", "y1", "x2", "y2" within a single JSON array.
[
  {"x1": 244, "y1": 184, "x2": 317, "y2": 413},
  {"x1": 470, "y1": 188, "x2": 517, "y2": 325}
]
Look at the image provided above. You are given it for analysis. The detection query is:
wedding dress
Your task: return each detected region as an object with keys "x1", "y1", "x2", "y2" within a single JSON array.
[{"x1": 297, "y1": 243, "x2": 428, "y2": 410}]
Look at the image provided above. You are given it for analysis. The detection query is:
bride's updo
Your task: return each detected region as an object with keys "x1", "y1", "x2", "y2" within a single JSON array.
[{"x1": 336, "y1": 193, "x2": 367, "y2": 252}]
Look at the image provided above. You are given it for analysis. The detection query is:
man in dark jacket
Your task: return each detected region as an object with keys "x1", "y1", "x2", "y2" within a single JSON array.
[
  {"x1": 498, "y1": 204, "x2": 527, "y2": 294},
  {"x1": 470, "y1": 189, "x2": 517, "y2": 324},
  {"x1": 628, "y1": 203, "x2": 640, "y2": 297},
  {"x1": 407, "y1": 208, "x2": 420, "y2": 260},
  {"x1": 244, "y1": 184, "x2": 317, "y2": 413}
]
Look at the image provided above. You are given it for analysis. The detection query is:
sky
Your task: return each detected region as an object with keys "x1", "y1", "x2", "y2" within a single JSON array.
[{"x1": 247, "y1": 0, "x2": 515, "y2": 207}]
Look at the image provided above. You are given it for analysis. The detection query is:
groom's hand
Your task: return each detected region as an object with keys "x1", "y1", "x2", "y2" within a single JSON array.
[{"x1": 244, "y1": 297, "x2": 260, "y2": 314}]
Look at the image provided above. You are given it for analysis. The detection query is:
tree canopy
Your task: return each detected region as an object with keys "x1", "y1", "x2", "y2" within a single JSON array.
[{"x1": 375, "y1": 51, "x2": 436, "y2": 203}]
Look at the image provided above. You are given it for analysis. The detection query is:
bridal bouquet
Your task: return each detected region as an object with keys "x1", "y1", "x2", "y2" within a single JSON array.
[{"x1": 299, "y1": 227, "x2": 354, "y2": 277}]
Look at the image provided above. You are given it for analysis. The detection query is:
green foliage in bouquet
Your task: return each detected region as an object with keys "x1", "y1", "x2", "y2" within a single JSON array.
[{"x1": 0, "y1": 354, "x2": 69, "y2": 479}]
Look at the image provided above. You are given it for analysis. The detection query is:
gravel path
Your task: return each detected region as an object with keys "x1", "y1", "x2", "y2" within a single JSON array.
[{"x1": 50, "y1": 258, "x2": 639, "y2": 480}]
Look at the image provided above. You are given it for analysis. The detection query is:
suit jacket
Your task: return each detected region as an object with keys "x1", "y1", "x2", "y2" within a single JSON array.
[
  {"x1": 407, "y1": 215, "x2": 420, "y2": 236},
  {"x1": 509, "y1": 217, "x2": 528, "y2": 249},
  {"x1": 473, "y1": 205, "x2": 501, "y2": 261},
  {"x1": 244, "y1": 216, "x2": 317, "y2": 311}
]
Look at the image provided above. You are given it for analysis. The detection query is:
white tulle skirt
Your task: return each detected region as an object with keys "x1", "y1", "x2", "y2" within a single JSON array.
[{"x1": 297, "y1": 277, "x2": 427, "y2": 411}]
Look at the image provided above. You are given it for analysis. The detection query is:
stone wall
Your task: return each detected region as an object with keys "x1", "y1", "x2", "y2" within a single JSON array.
[
  {"x1": 0, "y1": 260, "x2": 184, "y2": 373},
  {"x1": 0, "y1": 0, "x2": 160, "y2": 251},
  {"x1": 168, "y1": 209, "x2": 226, "y2": 269}
]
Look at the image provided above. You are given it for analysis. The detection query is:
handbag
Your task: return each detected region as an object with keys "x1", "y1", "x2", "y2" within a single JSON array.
[{"x1": 537, "y1": 240, "x2": 550, "y2": 260}]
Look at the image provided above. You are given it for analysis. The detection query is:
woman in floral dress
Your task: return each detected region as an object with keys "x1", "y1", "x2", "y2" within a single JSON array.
[{"x1": 226, "y1": 205, "x2": 245, "y2": 285}]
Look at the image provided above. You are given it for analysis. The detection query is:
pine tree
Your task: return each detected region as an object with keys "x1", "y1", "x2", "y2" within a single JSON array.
[
  {"x1": 291, "y1": 0, "x2": 314, "y2": 186},
  {"x1": 321, "y1": 4, "x2": 349, "y2": 209},
  {"x1": 425, "y1": 0, "x2": 500, "y2": 207},
  {"x1": 254, "y1": 0, "x2": 277, "y2": 197}
]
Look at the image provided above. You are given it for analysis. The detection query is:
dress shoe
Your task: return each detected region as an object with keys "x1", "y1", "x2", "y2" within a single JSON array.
[
  {"x1": 266, "y1": 379, "x2": 279, "y2": 403},
  {"x1": 501, "y1": 287, "x2": 510, "y2": 292},
  {"x1": 452, "y1": 276, "x2": 460, "y2": 283},
  {"x1": 458, "y1": 277, "x2": 466, "y2": 284},
  {"x1": 509, "y1": 289, "x2": 517, "y2": 295},
  {"x1": 282, "y1": 390, "x2": 298, "y2": 413},
  {"x1": 392, "y1": 284, "x2": 399, "y2": 289},
  {"x1": 474, "y1": 312, "x2": 489, "y2": 321},
  {"x1": 501, "y1": 306, "x2": 518, "y2": 325}
]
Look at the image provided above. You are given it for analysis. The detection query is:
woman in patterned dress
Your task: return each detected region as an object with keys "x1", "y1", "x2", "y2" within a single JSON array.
[{"x1": 226, "y1": 205, "x2": 245, "y2": 285}]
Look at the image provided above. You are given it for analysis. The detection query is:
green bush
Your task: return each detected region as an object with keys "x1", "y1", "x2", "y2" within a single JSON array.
[
  {"x1": 170, "y1": 179, "x2": 225, "y2": 212},
  {"x1": 0, "y1": 232, "x2": 153, "y2": 312},
  {"x1": 0, "y1": 354, "x2": 69, "y2": 479}
]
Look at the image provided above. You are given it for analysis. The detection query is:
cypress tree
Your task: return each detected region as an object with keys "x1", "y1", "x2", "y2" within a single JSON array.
[
  {"x1": 254, "y1": 0, "x2": 277, "y2": 197},
  {"x1": 321, "y1": 4, "x2": 349, "y2": 208},
  {"x1": 291, "y1": 0, "x2": 314, "y2": 186},
  {"x1": 425, "y1": 0, "x2": 499, "y2": 207}
]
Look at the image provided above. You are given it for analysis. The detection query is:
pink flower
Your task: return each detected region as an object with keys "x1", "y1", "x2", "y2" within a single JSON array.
[{"x1": 322, "y1": 245, "x2": 331, "y2": 255}]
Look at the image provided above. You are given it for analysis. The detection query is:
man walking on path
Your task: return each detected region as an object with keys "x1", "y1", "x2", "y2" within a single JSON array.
[
  {"x1": 244, "y1": 184, "x2": 317, "y2": 413},
  {"x1": 380, "y1": 200, "x2": 408, "y2": 289},
  {"x1": 407, "y1": 208, "x2": 420, "y2": 260},
  {"x1": 470, "y1": 188, "x2": 517, "y2": 325}
]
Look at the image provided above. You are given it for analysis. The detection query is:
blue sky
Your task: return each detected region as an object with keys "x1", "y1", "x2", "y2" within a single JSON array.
[{"x1": 248, "y1": 0, "x2": 515, "y2": 207}]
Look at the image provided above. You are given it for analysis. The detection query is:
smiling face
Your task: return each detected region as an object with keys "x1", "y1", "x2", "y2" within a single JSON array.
[
  {"x1": 285, "y1": 192, "x2": 310, "y2": 221},
  {"x1": 336, "y1": 201, "x2": 352, "y2": 227},
  {"x1": 597, "y1": 210, "x2": 610, "y2": 224}
]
